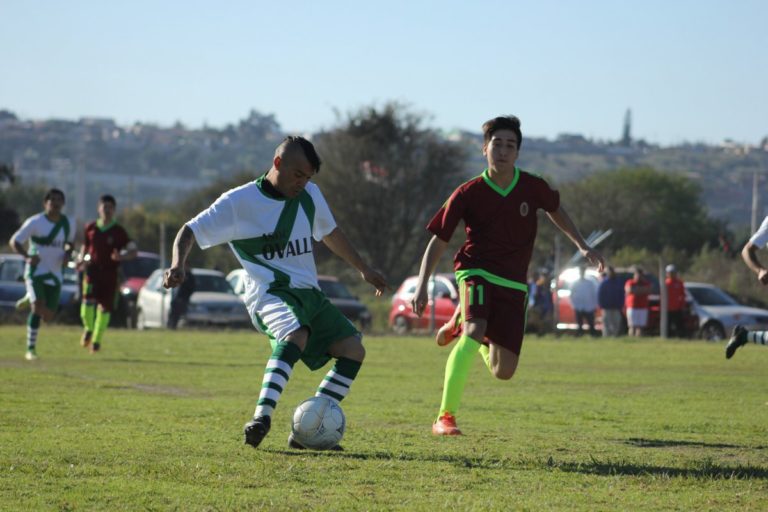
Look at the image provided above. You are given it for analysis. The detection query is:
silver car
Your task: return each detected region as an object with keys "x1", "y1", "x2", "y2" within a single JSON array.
[
  {"x1": 685, "y1": 282, "x2": 768, "y2": 340},
  {"x1": 136, "y1": 268, "x2": 250, "y2": 329}
]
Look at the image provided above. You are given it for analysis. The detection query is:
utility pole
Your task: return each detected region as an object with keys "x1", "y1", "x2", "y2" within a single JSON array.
[{"x1": 752, "y1": 171, "x2": 759, "y2": 233}]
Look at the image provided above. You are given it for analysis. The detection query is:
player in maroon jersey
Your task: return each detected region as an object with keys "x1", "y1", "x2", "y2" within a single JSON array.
[
  {"x1": 412, "y1": 116, "x2": 605, "y2": 435},
  {"x1": 77, "y1": 195, "x2": 137, "y2": 352}
]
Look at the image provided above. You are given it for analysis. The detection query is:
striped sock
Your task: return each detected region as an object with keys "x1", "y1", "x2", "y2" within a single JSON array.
[
  {"x1": 747, "y1": 331, "x2": 768, "y2": 345},
  {"x1": 254, "y1": 341, "x2": 302, "y2": 418},
  {"x1": 315, "y1": 357, "x2": 362, "y2": 404},
  {"x1": 27, "y1": 313, "x2": 41, "y2": 350}
]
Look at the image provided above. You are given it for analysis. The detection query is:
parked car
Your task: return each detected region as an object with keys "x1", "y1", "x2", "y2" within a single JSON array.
[
  {"x1": 685, "y1": 282, "x2": 768, "y2": 340},
  {"x1": 555, "y1": 266, "x2": 699, "y2": 337},
  {"x1": 388, "y1": 274, "x2": 459, "y2": 334},
  {"x1": 0, "y1": 253, "x2": 79, "y2": 323},
  {"x1": 135, "y1": 268, "x2": 250, "y2": 329},
  {"x1": 113, "y1": 251, "x2": 161, "y2": 327},
  {"x1": 226, "y1": 269, "x2": 372, "y2": 330}
]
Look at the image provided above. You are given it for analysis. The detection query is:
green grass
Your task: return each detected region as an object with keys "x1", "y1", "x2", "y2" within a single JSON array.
[{"x1": 1, "y1": 326, "x2": 767, "y2": 511}]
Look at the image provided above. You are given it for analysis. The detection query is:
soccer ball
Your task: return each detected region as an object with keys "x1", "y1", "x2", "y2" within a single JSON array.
[{"x1": 291, "y1": 397, "x2": 345, "y2": 450}]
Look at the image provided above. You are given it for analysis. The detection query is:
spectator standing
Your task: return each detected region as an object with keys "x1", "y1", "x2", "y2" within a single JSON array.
[
  {"x1": 570, "y1": 266, "x2": 598, "y2": 337},
  {"x1": 665, "y1": 264, "x2": 687, "y2": 338},
  {"x1": 597, "y1": 266, "x2": 625, "y2": 337},
  {"x1": 625, "y1": 266, "x2": 652, "y2": 337}
]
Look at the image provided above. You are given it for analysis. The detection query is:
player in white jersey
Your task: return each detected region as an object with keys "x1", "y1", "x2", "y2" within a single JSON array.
[
  {"x1": 164, "y1": 136, "x2": 388, "y2": 449},
  {"x1": 9, "y1": 188, "x2": 74, "y2": 360},
  {"x1": 726, "y1": 215, "x2": 768, "y2": 358}
]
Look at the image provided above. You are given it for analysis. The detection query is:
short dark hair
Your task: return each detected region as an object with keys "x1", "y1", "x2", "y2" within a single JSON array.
[
  {"x1": 99, "y1": 194, "x2": 116, "y2": 206},
  {"x1": 44, "y1": 188, "x2": 65, "y2": 202},
  {"x1": 482, "y1": 116, "x2": 523, "y2": 150},
  {"x1": 276, "y1": 136, "x2": 322, "y2": 173}
]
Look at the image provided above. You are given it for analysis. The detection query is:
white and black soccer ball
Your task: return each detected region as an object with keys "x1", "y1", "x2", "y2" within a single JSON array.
[{"x1": 291, "y1": 397, "x2": 345, "y2": 450}]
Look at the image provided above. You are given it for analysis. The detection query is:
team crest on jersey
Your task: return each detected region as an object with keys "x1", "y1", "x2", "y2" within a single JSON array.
[{"x1": 519, "y1": 202, "x2": 529, "y2": 217}]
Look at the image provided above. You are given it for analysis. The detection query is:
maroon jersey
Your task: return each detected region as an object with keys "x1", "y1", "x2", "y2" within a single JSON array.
[
  {"x1": 83, "y1": 221, "x2": 131, "y2": 272},
  {"x1": 427, "y1": 168, "x2": 560, "y2": 283}
]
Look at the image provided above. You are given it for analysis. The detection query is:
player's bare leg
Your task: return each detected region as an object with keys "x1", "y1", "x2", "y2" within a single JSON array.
[{"x1": 436, "y1": 303, "x2": 462, "y2": 347}]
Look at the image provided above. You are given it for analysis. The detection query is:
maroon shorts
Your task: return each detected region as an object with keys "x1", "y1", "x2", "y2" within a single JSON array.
[
  {"x1": 83, "y1": 268, "x2": 119, "y2": 312},
  {"x1": 459, "y1": 275, "x2": 528, "y2": 355}
]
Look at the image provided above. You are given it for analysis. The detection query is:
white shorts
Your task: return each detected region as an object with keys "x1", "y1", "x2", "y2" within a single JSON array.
[{"x1": 626, "y1": 307, "x2": 648, "y2": 328}]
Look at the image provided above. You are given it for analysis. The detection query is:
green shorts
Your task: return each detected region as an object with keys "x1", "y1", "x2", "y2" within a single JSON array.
[
  {"x1": 253, "y1": 286, "x2": 360, "y2": 371},
  {"x1": 25, "y1": 273, "x2": 62, "y2": 312}
]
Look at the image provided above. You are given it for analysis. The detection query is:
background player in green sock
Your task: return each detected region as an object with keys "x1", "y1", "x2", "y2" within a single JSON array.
[
  {"x1": 10, "y1": 188, "x2": 74, "y2": 360},
  {"x1": 412, "y1": 116, "x2": 605, "y2": 435},
  {"x1": 77, "y1": 195, "x2": 137, "y2": 353},
  {"x1": 726, "y1": 214, "x2": 768, "y2": 359}
]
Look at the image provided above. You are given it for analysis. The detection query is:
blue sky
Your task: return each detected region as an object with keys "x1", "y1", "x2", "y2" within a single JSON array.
[{"x1": 2, "y1": 0, "x2": 766, "y2": 145}]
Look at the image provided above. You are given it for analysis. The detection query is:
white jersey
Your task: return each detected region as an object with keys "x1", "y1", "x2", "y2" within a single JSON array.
[
  {"x1": 749, "y1": 216, "x2": 768, "y2": 248},
  {"x1": 188, "y1": 177, "x2": 336, "y2": 316},
  {"x1": 11, "y1": 213, "x2": 73, "y2": 285}
]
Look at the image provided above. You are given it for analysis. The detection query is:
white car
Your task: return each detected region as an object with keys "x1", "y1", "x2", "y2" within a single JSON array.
[
  {"x1": 685, "y1": 282, "x2": 768, "y2": 340},
  {"x1": 136, "y1": 268, "x2": 250, "y2": 329}
]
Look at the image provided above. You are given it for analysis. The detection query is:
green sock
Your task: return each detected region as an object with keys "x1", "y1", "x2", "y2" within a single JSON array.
[
  {"x1": 93, "y1": 310, "x2": 111, "y2": 344},
  {"x1": 316, "y1": 357, "x2": 362, "y2": 403},
  {"x1": 437, "y1": 334, "x2": 481, "y2": 420},
  {"x1": 80, "y1": 303, "x2": 96, "y2": 333},
  {"x1": 254, "y1": 341, "x2": 303, "y2": 418},
  {"x1": 479, "y1": 343, "x2": 492, "y2": 372}
]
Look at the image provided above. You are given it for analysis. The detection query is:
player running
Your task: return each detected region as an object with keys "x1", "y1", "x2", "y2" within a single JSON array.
[
  {"x1": 9, "y1": 188, "x2": 74, "y2": 360},
  {"x1": 163, "y1": 136, "x2": 388, "y2": 449},
  {"x1": 412, "y1": 116, "x2": 605, "y2": 435},
  {"x1": 77, "y1": 194, "x2": 137, "y2": 353},
  {"x1": 725, "y1": 214, "x2": 768, "y2": 358}
]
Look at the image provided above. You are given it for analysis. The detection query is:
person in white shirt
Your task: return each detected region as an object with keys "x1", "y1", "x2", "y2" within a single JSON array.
[
  {"x1": 570, "y1": 265, "x2": 598, "y2": 337},
  {"x1": 726, "y1": 215, "x2": 768, "y2": 358},
  {"x1": 163, "y1": 136, "x2": 388, "y2": 449},
  {"x1": 9, "y1": 188, "x2": 73, "y2": 360}
]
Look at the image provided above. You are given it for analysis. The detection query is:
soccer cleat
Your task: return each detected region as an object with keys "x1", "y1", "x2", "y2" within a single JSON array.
[
  {"x1": 25, "y1": 348, "x2": 38, "y2": 361},
  {"x1": 287, "y1": 433, "x2": 344, "y2": 451},
  {"x1": 244, "y1": 416, "x2": 271, "y2": 448},
  {"x1": 725, "y1": 325, "x2": 748, "y2": 359},
  {"x1": 90, "y1": 342, "x2": 101, "y2": 354},
  {"x1": 436, "y1": 309, "x2": 462, "y2": 347},
  {"x1": 432, "y1": 413, "x2": 462, "y2": 436},
  {"x1": 81, "y1": 331, "x2": 92, "y2": 348}
]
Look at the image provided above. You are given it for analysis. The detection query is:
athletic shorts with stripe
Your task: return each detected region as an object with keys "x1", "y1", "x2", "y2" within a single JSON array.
[
  {"x1": 459, "y1": 275, "x2": 528, "y2": 355},
  {"x1": 82, "y1": 267, "x2": 120, "y2": 312},
  {"x1": 26, "y1": 274, "x2": 62, "y2": 311},
  {"x1": 253, "y1": 286, "x2": 360, "y2": 371}
]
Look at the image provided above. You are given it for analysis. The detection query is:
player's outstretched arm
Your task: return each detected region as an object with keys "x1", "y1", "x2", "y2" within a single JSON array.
[
  {"x1": 546, "y1": 206, "x2": 605, "y2": 272},
  {"x1": 741, "y1": 242, "x2": 768, "y2": 285},
  {"x1": 412, "y1": 236, "x2": 449, "y2": 317},
  {"x1": 164, "y1": 224, "x2": 196, "y2": 289},
  {"x1": 322, "y1": 227, "x2": 389, "y2": 296}
]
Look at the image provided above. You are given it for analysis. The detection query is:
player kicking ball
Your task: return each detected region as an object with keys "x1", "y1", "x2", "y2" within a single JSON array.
[
  {"x1": 412, "y1": 116, "x2": 605, "y2": 435},
  {"x1": 163, "y1": 136, "x2": 387, "y2": 449}
]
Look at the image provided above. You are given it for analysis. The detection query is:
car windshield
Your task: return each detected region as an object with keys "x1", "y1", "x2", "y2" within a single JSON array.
[
  {"x1": 687, "y1": 286, "x2": 738, "y2": 306},
  {"x1": 122, "y1": 256, "x2": 160, "y2": 279},
  {"x1": 319, "y1": 279, "x2": 354, "y2": 299},
  {"x1": 194, "y1": 274, "x2": 235, "y2": 295}
]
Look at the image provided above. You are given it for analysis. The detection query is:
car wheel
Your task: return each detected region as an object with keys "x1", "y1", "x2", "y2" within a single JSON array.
[
  {"x1": 136, "y1": 309, "x2": 147, "y2": 331},
  {"x1": 392, "y1": 315, "x2": 410, "y2": 335},
  {"x1": 700, "y1": 321, "x2": 725, "y2": 341}
]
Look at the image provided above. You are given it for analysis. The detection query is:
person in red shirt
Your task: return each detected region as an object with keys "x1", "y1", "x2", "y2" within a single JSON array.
[
  {"x1": 77, "y1": 195, "x2": 137, "y2": 352},
  {"x1": 411, "y1": 115, "x2": 605, "y2": 436},
  {"x1": 625, "y1": 266, "x2": 652, "y2": 337},
  {"x1": 665, "y1": 264, "x2": 687, "y2": 338}
]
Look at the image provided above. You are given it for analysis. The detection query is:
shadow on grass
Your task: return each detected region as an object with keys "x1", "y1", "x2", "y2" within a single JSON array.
[
  {"x1": 622, "y1": 437, "x2": 746, "y2": 449},
  {"x1": 266, "y1": 449, "x2": 768, "y2": 480},
  {"x1": 552, "y1": 458, "x2": 768, "y2": 480}
]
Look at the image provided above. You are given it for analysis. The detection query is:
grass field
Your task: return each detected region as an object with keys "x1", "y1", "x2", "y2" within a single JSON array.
[{"x1": 1, "y1": 325, "x2": 767, "y2": 511}]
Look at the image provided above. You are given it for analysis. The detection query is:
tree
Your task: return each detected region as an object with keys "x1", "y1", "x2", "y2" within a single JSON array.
[
  {"x1": 535, "y1": 167, "x2": 721, "y2": 262},
  {"x1": 313, "y1": 103, "x2": 467, "y2": 284}
]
